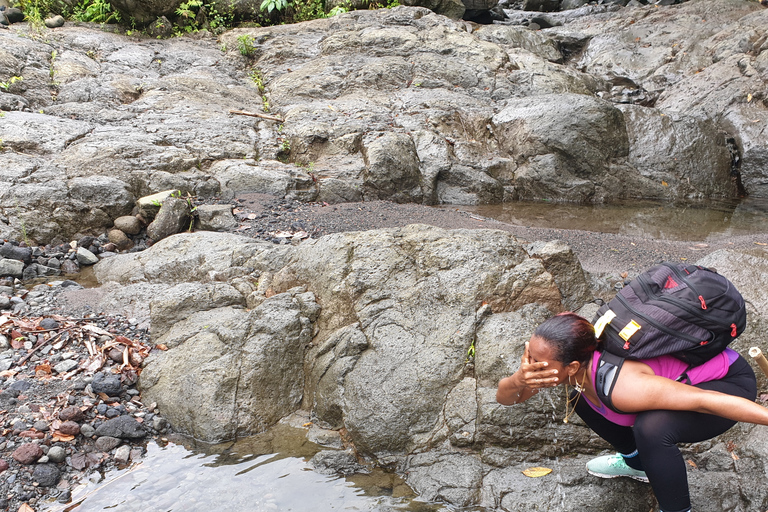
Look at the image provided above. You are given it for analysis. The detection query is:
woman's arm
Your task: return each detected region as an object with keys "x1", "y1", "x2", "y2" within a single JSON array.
[
  {"x1": 496, "y1": 342, "x2": 560, "y2": 405},
  {"x1": 611, "y1": 361, "x2": 768, "y2": 425}
]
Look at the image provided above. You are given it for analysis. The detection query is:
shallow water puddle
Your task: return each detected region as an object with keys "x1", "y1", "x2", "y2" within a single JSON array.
[
  {"x1": 45, "y1": 423, "x2": 446, "y2": 512},
  {"x1": 454, "y1": 197, "x2": 768, "y2": 241}
]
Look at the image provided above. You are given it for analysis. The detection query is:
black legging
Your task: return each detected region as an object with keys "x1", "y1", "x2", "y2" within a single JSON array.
[{"x1": 574, "y1": 355, "x2": 757, "y2": 512}]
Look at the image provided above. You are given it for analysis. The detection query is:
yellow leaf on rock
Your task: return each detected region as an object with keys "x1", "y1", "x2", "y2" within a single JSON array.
[
  {"x1": 522, "y1": 467, "x2": 552, "y2": 478},
  {"x1": 747, "y1": 93, "x2": 753, "y2": 102},
  {"x1": 661, "y1": 181, "x2": 669, "y2": 187}
]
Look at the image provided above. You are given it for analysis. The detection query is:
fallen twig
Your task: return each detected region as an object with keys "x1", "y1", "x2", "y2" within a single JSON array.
[
  {"x1": 17, "y1": 329, "x2": 70, "y2": 366},
  {"x1": 229, "y1": 109, "x2": 284, "y2": 122}
]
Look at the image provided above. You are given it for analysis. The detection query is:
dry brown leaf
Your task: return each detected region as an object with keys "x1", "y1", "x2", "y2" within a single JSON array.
[
  {"x1": 18, "y1": 503, "x2": 34, "y2": 512},
  {"x1": 0, "y1": 370, "x2": 18, "y2": 378},
  {"x1": 155, "y1": 344, "x2": 168, "y2": 351},
  {"x1": 686, "y1": 459, "x2": 698, "y2": 469},
  {"x1": 11, "y1": 332, "x2": 25, "y2": 349},
  {"x1": 114, "y1": 335, "x2": 133, "y2": 346},
  {"x1": 52, "y1": 432, "x2": 76, "y2": 442},
  {"x1": 755, "y1": 242, "x2": 767, "y2": 246},
  {"x1": 19, "y1": 431, "x2": 45, "y2": 439},
  {"x1": 35, "y1": 364, "x2": 52, "y2": 375},
  {"x1": 82, "y1": 324, "x2": 112, "y2": 336},
  {"x1": 522, "y1": 467, "x2": 552, "y2": 478}
]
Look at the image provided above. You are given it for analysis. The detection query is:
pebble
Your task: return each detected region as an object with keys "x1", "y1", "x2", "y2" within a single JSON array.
[
  {"x1": 47, "y1": 447, "x2": 67, "y2": 463},
  {"x1": 95, "y1": 416, "x2": 146, "y2": 439},
  {"x1": 91, "y1": 372, "x2": 122, "y2": 396},
  {"x1": 39, "y1": 318, "x2": 60, "y2": 330},
  {"x1": 114, "y1": 445, "x2": 131, "y2": 463},
  {"x1": 33, "y1": 464, "x2": 61, "y2": 487},
  {"x1": 12, "y1": 444, "x2": 43, "y2": 464},
  {"x1": 59, "y1": 406, "x2": 85, "y2": 423},
  {"x1": 54, "y1": 359, "x2": 78, "y2": 374},
  {"x1": 59, "y1": 421, "x2": 80, "y2": 436},
  {"x1": 95, "y1": 436, "x2": 121, "y2": 452},
  {"x1": 80, "y1": 424, "x2": 96, "y2": 438},
  {"x1": 75, "y1": 248, "x2": 99, "y2": 266}
]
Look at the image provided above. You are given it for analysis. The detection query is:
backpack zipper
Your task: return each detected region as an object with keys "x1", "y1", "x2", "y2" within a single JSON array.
[{"x1": 664, "y1": 263, "x2": 707, "y2": 309}]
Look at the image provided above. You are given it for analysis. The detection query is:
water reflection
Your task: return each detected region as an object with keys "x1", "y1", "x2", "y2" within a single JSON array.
[
  {"x1": 456, "y1": 197, "x2": 768, "y2": 241},
  {"x1": 49, "y1": 424, "x2": 446, "y2": 512}
]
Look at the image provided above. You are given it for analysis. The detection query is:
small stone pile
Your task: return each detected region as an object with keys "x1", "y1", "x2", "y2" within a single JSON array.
[
  {"x1": 0, "y1": 301, "x2": 170, "y2": 512},
  {"x1": 0, "y1": 235, "x2": 149, "y2": 289}
]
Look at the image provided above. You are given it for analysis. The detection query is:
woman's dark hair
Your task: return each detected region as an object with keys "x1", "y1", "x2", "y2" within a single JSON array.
[{"x1": 533, "y1": 312, "x2": 598, "y2": 365}]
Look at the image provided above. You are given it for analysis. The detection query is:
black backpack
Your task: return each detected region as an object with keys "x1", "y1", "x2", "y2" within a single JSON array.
[{"x1": 592, "y1": 262, "x2": 746, "y2": 412}]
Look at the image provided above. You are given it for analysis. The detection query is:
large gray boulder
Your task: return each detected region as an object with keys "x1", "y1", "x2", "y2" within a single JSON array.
[
  {"x1": 491, "y1": 94, "x2": 631, "y2": 202},
  {"x1": 120, "y1": 226, "x2": 586, "y2": 448},
  {"x1": 139, "y1": 289, "x2": 320, "y2": 441}
]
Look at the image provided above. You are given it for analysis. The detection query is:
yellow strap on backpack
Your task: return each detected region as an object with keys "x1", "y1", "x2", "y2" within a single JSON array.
[{"x1": 593, "y1": 310, "x2": 616, "y2": 338}]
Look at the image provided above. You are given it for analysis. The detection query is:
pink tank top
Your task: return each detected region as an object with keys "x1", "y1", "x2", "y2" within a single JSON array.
[{"x1": 584, "y1": 348, "x2": 739, "y2": 427}]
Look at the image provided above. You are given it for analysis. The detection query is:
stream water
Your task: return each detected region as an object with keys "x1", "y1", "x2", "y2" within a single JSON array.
[
  {"x1": 454, "y1": 197, "x2": 768, "y2": 241},
  {"x1": 45, "y1": 423, "x2": 446, "y2": 512}
]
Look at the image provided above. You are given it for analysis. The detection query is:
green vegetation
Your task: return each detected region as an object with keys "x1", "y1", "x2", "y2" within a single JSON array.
[
  {"x1": 260, "y1": 0, "x2": 289, "y2": 13},
  {"x1": 14, "y1": 0, "x2": 401, "y2": 36},
  {"x1": 0, "y1": 76, "x2": 23, "y2": 92},
  {"x1": 237, "y1": 35, "x2": 256, "y2": 56},
  {"x1": 72, "y1": 0, "x2": 121, "y2": 23}
]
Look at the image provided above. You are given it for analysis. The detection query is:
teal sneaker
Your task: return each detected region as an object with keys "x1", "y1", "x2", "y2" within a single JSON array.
[{"x1": 586, "y1": 453, "x2": 649, "y2": 483}]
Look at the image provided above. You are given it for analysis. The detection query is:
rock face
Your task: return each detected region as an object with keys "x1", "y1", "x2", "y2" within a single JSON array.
[
  {"x1": 89, "y1": 226, "x2": 768, "y2": 511},
  {"x1": 120, "y1": 227, "x2": 581, "y2": 450},
  {"x1": 2, "y1": 1, "x2": 767, "y2": 244}
]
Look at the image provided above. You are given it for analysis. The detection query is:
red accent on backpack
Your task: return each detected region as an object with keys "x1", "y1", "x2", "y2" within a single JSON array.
[{"x1": 664, "y1": 276, "x2": 678, "y2": 289}]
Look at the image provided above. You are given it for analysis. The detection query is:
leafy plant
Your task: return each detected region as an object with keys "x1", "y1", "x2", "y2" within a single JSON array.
[
  {"x1": 0, "y1": 76, "x2": 23, "y2": 93},
  {"x1": 260, "y1": 0, "x2": 289, "y2": 13},
  {"x1": 326, "y1": 5, "x2": 347, "y2": 16},
  {"x1": 176, "y1": 0, "x2": 203, "y2": 19},
  {"x1": 292, "y1": 0, "x2": 325, "y2": 21},
  {"x1": 237, "y1": 35, "x2": 256, "y2": 56},
  {"x1": 49, "y1": 50, "x2": 58, "y2": 81},
  {"x1": 72, "y1": 0, "x2": 121, "y2": 23},
  {"x1": 248, "y1": 68, "x2": 265, "y2": 93}
]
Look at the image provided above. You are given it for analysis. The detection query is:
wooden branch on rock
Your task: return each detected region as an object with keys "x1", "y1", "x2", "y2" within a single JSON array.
[{"x1": 229, "y1": 109, "x2": 284, "y2": 122}]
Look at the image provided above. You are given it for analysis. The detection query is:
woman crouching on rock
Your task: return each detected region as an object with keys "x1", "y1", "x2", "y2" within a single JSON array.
[{"x1": 496, "y1": 312, "x2": 763, "y2": 512}]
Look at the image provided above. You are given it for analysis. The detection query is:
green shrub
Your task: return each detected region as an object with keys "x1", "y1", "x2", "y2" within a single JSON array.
[
  {"x1": 237, "y1": 34, "x2": 256, "y2": 56},
  {"x1": 72, "y1": 0, "x2": 121, "y2": 23}
]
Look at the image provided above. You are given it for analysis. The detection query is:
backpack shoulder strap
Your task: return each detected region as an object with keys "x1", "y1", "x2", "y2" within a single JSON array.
[{"x1": 594, "y1": 351, "x2": 626, "y2": 415}]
